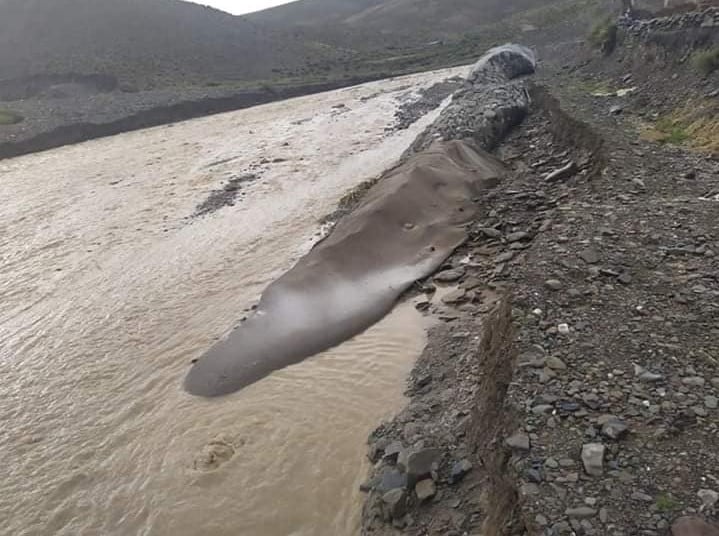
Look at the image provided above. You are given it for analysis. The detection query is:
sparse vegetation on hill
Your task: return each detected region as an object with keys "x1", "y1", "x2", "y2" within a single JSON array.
[
  {"x1": 0, "y1": 109, "x2": 23, "y2": 125},
  {"x1": 692, "y1": 47, "x2": 719, "y2": 75},
  {"x1": 642, "y1": 99, "x2": 719, "y2": 153},
  {"x1": 652, "y1": 116, "x2": 691, "y2": 145}
]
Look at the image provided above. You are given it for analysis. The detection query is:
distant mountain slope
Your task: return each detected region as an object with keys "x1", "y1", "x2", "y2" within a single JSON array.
[
  {"x1": 247, "y1": 0, "x2": 544, "y2": 48},
  {"x1": 0, "y1": 0, "x2": 616, "y2": 93},
  {"x1": 0, "y1": 0, "x2": 337, "y2": 89}
]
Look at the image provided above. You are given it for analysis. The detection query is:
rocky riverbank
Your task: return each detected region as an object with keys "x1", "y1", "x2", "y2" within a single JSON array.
[{"x1": 359, "y1": 29, "x2": 719, "y2": 536}]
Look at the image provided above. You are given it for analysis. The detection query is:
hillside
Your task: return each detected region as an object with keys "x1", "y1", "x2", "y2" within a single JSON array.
[
  {"x1": 0, "y1": 0, "x2": 616, "y2": 93},
  {"x1": 0, "y1": 0, "x2": 337, "y2": 90},
  {"x1": 248, "y1": 0, "x2": 570, "y2": 50}
]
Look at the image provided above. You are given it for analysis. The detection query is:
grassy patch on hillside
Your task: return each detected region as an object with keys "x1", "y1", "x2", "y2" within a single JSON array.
[
  {"x1": 655, "y1": 493, "x2": 681, "y2": 513},
  {"x1": 572, "y1": 78, "x2": 614, "y2": 95},
  {"x1": 0, "y1": 109, "x2": 23, "y2": 125},
  {"x1": 654, "y1": 117, "x2": 690, "y2": 144},
  {"x1": 642, "y1": 116, "x2": 690, "y2": 146},
  {"x1": 692, "y1": 47, "x2": 719, "y2": 76},
  {"x1": 642, "y1": 100, "x2": 719, "y2": 152}
]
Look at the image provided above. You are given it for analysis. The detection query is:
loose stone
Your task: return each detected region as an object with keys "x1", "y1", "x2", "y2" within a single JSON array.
[
  {"x1": 683, "y1": 376, "x2": 706, "y2": 387},
  {"x1": 698, "y1": 489, "x2": 719, "y2": 510},
  {"x1": 480, "y1": 227, "x2": 502, "y2": 239},
  {"x1": 505, "y1": 433, "x2": 531, "y2": 451},
  {"x1": 579, "y1": 248, "x2": 601, "y2": 264},
  {"x1": 406, "y1": 448, "x2": 442, "y2": 485},
  {"x1": 581, "y1": 443, "x2": 605, "y2": 476},
  {"x1": 600, "y1": 416, "x2": 629, "y2": 440},
  {"x1": 434, "y1": 268, "x2": 465, "y2": 282},
  {"x1": 450, "y1": 459, "x2": 473, "y2": 483},
  {"x1": 415, "y1": 479, "x2": 437, "y2": 501},
  {"x1": 546, "y1": 356, "x2": 567, "y2": 370},
  {"x1": 382, "y1": 489, "x2": 408, "y2": 519},
  {"x1": 566, "y1": 506, "x2": 598, "y2": 519},
  {"x1": 506, "y1": 231, "x2": 529, "y2": 242},
  {"x1": 545, "y1": 279, "x2": 563, "y2": 290}
]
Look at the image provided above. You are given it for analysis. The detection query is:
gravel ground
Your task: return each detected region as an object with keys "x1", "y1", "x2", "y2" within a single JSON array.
[{"x1": 360, "y1": 30, "x2": 719, "y2": 536}]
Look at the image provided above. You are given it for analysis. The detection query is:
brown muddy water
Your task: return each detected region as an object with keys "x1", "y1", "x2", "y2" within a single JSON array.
[{"x1": 0, "y1": 66, "x2": 465, "y2": 535}]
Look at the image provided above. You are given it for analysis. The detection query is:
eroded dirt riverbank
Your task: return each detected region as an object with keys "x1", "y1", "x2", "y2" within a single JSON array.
[{"x1": 359, "y1": 55, "x2": 719, "y2": 536}]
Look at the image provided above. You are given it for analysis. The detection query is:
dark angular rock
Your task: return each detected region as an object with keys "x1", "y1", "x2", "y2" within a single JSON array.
[
  {"x1": 434, "y1": 268, "x2": 465, "y2": 282},
  {"x1": 506, "y1": 231, "x2": 529, "y2": 242},
  {"x1": 505, "y1": 432, "x2": 530, "y2": 451},
  {"x1": 526, "y1": 468, "x2": 544, "y2": 483},
  {"x1": 383, "y1": 441, "x2": 404, "y2": 463},
  {"x1": 600, "y1": 417, "x2": 629, "y2": 440},
  {"x1": 406, "y1": 448, "x2": 442, "y2": 485},
  {"x1": 378, "y1": 469, "x2": 408, "y2": 492},
  {"x1": 480, "y1": 227, "x2": 503, "y2": 239},
  {"x1": 382, "y1": 489, "x2": 408, "y2": 519},
  {"x1": 579, "y1": 248, "x2": 601, "y2": 264},
  {"x1": 566, "y1": 506, "x2": 597, "y2": 519},
  {"x1": 558, "y1": 400, "x2": 581, "y2": 413},
  {"x1": 450, "y1": 459, "x2": 474, "y2": 483},
  {"x1": 545, "y1": 279, "x2": 563, "y2": 290}
]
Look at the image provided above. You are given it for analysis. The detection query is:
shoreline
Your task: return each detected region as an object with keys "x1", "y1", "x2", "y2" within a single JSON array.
[{"x1": 0, "y1": 75, "x2": 390, "y2": 161}]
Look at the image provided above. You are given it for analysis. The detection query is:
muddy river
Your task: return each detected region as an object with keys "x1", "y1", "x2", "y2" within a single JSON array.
[{"x1": 0, "y1": 67, "x2": 464, "y2": 535}]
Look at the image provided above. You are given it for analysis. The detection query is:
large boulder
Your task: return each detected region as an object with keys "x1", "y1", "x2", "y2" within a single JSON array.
[{"x1": 468, "y1": 44, "x2": 537, "y2": 83}]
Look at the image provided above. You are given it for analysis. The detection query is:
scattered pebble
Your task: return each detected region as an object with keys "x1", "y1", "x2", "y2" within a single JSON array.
[
  {"x1": 450, "y1": 459, "x2": 473, "y2": 483},
  {"x1": 581, "y1": 443, "x2": 605, "y2": 476},
  {"x1": 698, "y1": 489, "x2": 719, "y2": 510},
  {"x1": 566, "y1": 506, "x2": 597, "y2": 519},
  {"x1": 545, "y1": 279, "x2": 563, "y2": 290},
  {"x1": 505, "y1": 433, "x2": 531, "y2": 451},
  {"x1": 415, "y1": 479, "x2": 437, "y2": 501}
]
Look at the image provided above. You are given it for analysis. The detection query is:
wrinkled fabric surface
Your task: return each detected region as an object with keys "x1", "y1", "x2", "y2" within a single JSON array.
[
  {"x1": 185, "y1": 44, "x2": 536, "y2": 397},
  {"x1": 185, "y1": 140, "x2": 505, "y2": 396}
]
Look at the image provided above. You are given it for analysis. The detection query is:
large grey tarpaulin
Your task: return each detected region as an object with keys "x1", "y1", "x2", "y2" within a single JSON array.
[{"x1": 185, "y1": 44, "x2": 536, "y2": 397}]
